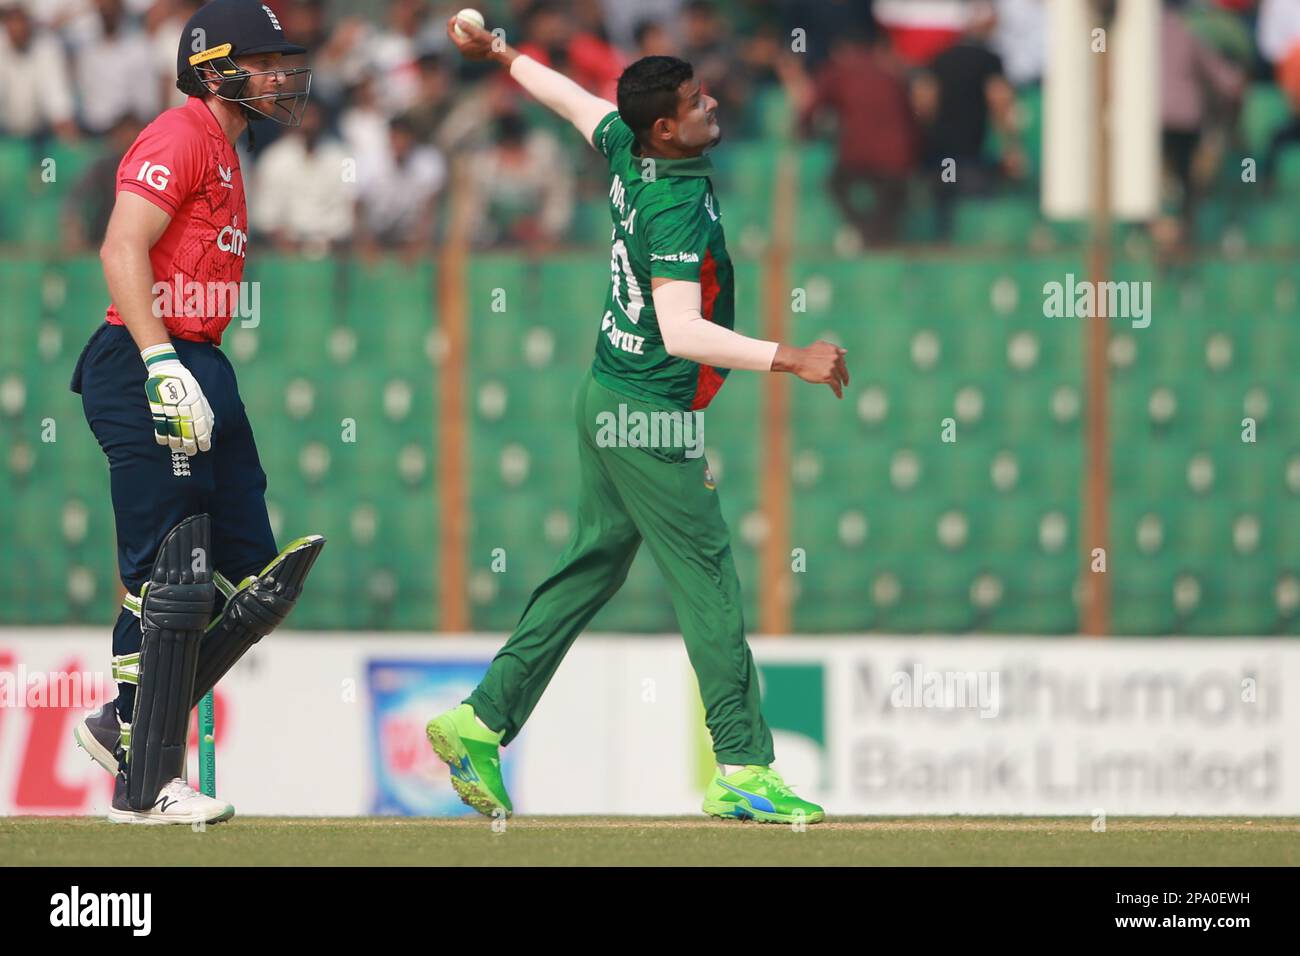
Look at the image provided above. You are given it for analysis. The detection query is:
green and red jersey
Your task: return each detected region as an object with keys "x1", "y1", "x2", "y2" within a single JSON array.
[{"x1": 590, "y1": 109, "x2": 736, "y2": 411}]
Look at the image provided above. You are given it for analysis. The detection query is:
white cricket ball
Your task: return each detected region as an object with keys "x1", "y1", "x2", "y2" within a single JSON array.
[{"x1": 453, "y1": 8, "x2": 485, "y2": 40}]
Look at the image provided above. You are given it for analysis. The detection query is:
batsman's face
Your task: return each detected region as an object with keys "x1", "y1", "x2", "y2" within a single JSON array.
[
  {"x1": 237, "y1": 52, "x2": 286, "y2": 117},
  {"x1": 675, "y1": 79, "x2": 720, "y2": 151}
]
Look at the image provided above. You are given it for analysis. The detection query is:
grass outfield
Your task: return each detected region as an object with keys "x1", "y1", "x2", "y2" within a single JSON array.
[{"x1": 2, "y1": 816, "x2": 1299, "y2": 866}]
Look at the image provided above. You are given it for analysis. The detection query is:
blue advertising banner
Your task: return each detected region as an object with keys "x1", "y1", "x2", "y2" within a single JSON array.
[{"x1": 367, "y1": 658, "x2": 503, "y2": 816}]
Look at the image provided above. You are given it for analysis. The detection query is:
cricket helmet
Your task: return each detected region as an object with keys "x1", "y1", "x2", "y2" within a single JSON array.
[{"x1": 176, "y1": 0, "x2": 311, "y2": 127}]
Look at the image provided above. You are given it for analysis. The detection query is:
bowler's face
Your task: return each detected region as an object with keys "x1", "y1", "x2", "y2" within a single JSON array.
[{"x1": 675, "y1": 79, "x2": 720, "y2": 151}]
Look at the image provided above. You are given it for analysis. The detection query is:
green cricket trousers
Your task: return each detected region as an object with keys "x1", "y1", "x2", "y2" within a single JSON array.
[{"x1": 466, "y1": 368, "x2": 775, "y2": 766}]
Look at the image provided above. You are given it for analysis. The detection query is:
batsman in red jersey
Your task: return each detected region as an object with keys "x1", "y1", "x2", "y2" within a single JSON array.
[{"x1": 69, "y1": 0, "x2": 324, "y2": 825}]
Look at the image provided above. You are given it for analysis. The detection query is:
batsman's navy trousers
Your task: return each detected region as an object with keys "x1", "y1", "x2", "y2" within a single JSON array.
[{"x1": 71, "y1": 322, "x2": 278, "y2": 726}]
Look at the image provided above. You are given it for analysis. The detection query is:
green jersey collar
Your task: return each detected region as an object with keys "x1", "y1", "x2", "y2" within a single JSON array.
[{"x1": 632, "y1": 147, "x2": 714, "y2": 178}]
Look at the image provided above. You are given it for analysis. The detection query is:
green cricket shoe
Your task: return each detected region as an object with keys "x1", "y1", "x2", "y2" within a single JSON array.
[
  {"x1": 426, "y1": 704, "x2": 513, "y2": 818},
  {"x1": 703, "y1": 765, "x2": 825, "y2": 824}
]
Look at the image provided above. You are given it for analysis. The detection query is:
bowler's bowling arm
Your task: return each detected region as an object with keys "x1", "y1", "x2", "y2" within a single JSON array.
[
  {"x1": 458, "y1": 26, "x2": 613, "y2": 149},
  {"x1": 504, "y1": 54, "x2": 616, "y2": 151}
]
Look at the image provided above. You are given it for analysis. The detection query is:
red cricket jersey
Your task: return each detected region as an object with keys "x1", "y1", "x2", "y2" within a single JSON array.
[{"x1": 105, "y1": 96, "x2": 248, "y2": 345}]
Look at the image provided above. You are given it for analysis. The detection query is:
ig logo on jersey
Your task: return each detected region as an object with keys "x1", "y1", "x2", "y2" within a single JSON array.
[{"x1": 135, "y1": 161, "x2": 171, "y2": 191}]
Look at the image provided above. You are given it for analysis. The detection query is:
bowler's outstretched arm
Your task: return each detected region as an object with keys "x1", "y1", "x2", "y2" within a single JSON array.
[{"x1": 444, "y1": 14, "x2": 614, "y2": 148}]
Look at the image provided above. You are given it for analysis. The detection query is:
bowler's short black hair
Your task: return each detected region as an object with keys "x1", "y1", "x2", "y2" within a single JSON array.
[{"x1": 616, "y1": 56, "x2": 694, "y2": 147}]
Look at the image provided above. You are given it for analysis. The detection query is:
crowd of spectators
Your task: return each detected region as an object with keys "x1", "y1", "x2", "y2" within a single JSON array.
[{"x1": 2, "y1": 0, "x2": 1298, "y2": 254}]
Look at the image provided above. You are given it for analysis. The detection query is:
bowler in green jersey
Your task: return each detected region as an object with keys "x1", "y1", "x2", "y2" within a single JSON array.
[{"x1": 426, "y1": 13, "x2": 849, "y2": 824}]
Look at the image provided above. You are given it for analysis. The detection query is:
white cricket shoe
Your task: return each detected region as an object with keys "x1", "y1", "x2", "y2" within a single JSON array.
[{"x1": 107, "y1": 776, "x2": 235, "y2": 826}]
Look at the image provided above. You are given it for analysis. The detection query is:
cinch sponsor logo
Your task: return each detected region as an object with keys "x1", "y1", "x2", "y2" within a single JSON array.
[
  {"x1": 216, "y1": 215, "x2": 248, "y2": 257},
  {"x1": 649, "y1": 251, "x2": 699, "y2": 263},
  {"x1": 49, "y1": 886, "x2": 152, "y2": 936}
]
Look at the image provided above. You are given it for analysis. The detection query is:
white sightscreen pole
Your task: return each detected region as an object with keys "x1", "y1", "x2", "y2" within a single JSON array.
[{"x1": 1042, "y1": 0, "x2": 1159, "y2": 220}]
